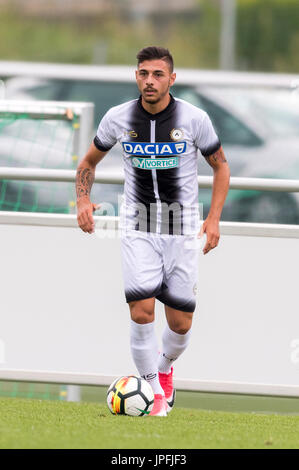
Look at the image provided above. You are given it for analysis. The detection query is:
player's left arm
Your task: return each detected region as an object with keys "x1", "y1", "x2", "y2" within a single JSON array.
[{"x1": 199, "y1": 146, "x2": 230, "y2": 255}]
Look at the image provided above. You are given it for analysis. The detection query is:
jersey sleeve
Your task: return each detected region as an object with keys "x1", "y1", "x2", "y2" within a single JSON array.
[
  {"x1": 195, "y1": 113, "x2": 221, "y2": 157},
  {"x1": 93, "y1": 109, "x2": 117, "y2": 152}
]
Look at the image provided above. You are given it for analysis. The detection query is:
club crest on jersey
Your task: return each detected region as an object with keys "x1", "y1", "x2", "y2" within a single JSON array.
[
  {"x1": 131, "y1": 156, "x2": 179, "y2": 170},
  {"x1": 122, "y1": 141, "x2": 186, "y2": 156},
  {"x1": 170, "y1": 128, "x2": 184, "y2": 141}
]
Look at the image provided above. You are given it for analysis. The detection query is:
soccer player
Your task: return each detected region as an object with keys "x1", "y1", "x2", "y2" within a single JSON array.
[{"x1": 76, "y1": 46, "x2": 230, "y2": 416}]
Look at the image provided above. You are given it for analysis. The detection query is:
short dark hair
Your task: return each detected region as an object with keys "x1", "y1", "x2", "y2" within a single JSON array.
[{"x1": 136, "y1": 46, "x2": 174, "y2": 73}]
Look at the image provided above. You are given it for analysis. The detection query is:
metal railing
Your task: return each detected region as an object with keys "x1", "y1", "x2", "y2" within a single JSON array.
[
  {"x1": 1, "y1": 168, "x2": 299, "y2": 239},
  {"x1": 1, "y1": 167, "x2": 299, "y2": 192}
]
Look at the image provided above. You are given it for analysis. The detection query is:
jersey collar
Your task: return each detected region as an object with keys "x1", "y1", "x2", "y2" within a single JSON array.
[{"x1": 137, "y1": 93, "x2": 176, "y2": 119}]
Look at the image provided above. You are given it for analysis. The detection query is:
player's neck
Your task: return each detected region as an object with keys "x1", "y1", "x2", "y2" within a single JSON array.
[{"x1": 141, "y1": 93, "x2": 171, "y2": 115}]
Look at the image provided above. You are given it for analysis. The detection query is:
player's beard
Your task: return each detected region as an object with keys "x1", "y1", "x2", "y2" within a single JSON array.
[{"x1": 142, "y1": 86, "x2": 169, "y2": 104}]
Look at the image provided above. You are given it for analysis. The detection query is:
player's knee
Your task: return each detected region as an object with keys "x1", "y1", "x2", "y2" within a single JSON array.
[
  {"x1": 172, "y1": 324, "x2": 191, "y2": 335},
  {"x1": 129, "y1": 300, "x2": 155, "y2": 324},
  {"x1": 131, "y1": 310, "x2": 154, "y2": 324},
  {"x1": 168, "y1": 315, "x2": 193, "y2": 335}
]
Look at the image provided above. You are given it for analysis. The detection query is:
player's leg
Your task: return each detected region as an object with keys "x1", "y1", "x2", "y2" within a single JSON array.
[
  {"x1": 129, "y1": 297, "x2": 163, "y2": 395},
  {"x1": 164, "y1": 305, "x2": 193, "y2": 335},
  {"x1": 158, "y1": 306, "x2": 193, "y2": 412},
  {"x1": 121, "y1": 232, "x2": 168, "y2": 415},
  {"x1": 160, "y1": 306, "x2": 193, "y2": 373},
  {"x1": 129, "y1": 299, "x2": 168, "y2": 417},
  {"x1": 156, "y1": 234, "x2": 199, "y2": 412}
]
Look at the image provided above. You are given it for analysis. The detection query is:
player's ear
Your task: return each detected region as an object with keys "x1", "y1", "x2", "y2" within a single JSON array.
[{"x1": 170, "y1": 72, "x2": 176, "y2": 87}]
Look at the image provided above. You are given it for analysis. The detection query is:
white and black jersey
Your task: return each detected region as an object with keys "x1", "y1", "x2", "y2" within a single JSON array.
[{"x1": 94, "y1": 95, "x2": 221, "y2": 236}]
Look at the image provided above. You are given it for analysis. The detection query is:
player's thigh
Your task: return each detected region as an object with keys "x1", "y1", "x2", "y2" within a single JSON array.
[
  {"x1": 158, "y1": 235, "x2": 199, "y2": 313},
  {"x1": 120, "y1": 231, "x2": 164, "y2": 303}
]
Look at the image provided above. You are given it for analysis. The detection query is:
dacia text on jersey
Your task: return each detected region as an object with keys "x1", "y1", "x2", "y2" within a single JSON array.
[
  {"x1": 122, "y1": 141, "x2": 186, "y2": 170},
  {"x1": 122, "y1": 141, "x2": 186, "y2": 156}
]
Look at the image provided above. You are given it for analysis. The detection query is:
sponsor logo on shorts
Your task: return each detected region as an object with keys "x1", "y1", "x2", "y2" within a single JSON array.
[
  {"x1": 131, "y1": 156, "x2": 179, "y2": 170},
  {"x1": 122, "y1": 141, "x2": 186, "y2": 156}
]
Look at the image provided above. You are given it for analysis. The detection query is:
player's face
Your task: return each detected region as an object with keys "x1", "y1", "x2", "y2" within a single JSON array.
[{"x1": 135, "y1": 59, "x2": 176, "y2": 105}]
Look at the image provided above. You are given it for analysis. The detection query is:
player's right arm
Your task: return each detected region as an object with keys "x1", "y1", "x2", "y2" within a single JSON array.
[{"x1": 76, "y1": 142, "x2": 108, "y2": 234}]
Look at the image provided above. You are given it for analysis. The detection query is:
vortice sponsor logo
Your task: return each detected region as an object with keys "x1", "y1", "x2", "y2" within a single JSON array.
[
  {"x1": 131, "y1": 156, "x2": 179, "y2": 170},
  {"x1": 122, "y1": 141, "x2": 186, "y2": 156}
]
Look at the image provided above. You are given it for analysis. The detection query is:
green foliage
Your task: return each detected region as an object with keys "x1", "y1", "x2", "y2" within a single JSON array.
[
  {"x1": 237, "y1": 0, "x2": 299, "y2": 72},
  {"x1": 0, "y1": 1, "x2": 299, "y2": 72},
  {"x1": 0, "y1": 5, "x2": 220, "y2": 69}
]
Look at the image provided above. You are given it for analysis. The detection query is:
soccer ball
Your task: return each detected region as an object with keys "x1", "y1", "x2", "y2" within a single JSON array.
[{"x1": 107, "y1": 375, "x2": 154, "y2": 416}]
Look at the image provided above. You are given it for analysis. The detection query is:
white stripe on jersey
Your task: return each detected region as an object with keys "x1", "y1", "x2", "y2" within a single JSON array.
[{"x1": 150, "y1": 119, "x2": 163, "y2": 234}]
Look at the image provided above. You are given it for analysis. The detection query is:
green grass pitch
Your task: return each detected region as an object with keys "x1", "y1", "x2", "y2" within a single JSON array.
[{"x1": 1, "y1": 397, "x2": 299, "y2": 449}]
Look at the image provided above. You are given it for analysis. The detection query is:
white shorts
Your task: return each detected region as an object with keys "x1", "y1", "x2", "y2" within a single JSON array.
[{"x1": 120, "y1": 230, "x2": 200, "y2": 312}]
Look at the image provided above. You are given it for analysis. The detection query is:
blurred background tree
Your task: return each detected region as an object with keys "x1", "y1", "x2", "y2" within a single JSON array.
[
  {"x1": 237, "y1": 0, "x2": 299, "y2": 72},
  {"x1": 0, "y1": 0, "x2": 298, "y2": 72}
]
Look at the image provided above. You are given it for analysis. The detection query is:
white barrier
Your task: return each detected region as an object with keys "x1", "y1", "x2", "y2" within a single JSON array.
[{"x1": 0, "y1": 212, "x2": 299, "y2": 397}]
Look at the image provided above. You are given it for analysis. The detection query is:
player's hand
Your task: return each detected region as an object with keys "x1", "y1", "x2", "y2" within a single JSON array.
[
  {"x1": 198, "y1": 217, "x2": 220, "y2": 255},
  {"x1": 77, "y1": 197, "x2": 100, "y2": 234}
]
